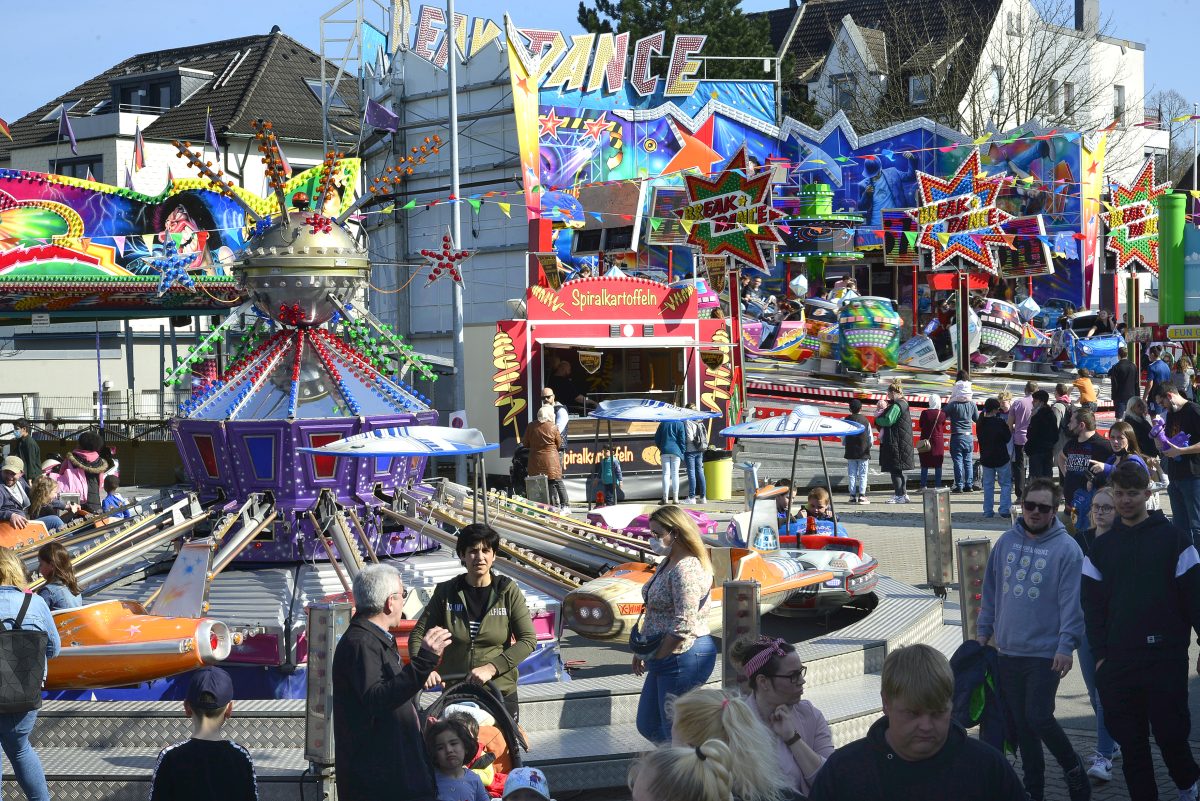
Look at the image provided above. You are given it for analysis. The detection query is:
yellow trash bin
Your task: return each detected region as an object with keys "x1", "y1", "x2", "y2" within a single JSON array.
[{"x1": 703, "y1": 450, "x2": 733, "y2": 501}]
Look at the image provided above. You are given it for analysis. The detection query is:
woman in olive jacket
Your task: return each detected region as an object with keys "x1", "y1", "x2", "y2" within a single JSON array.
[
  {"x1": 409, "y1": 524, "x2": 537, "y2": 719},
  {"x1": 875, "y1": 381, "x2": 915, "y2": 503}
]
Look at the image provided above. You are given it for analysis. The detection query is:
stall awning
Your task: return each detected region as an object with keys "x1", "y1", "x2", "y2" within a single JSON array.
[{"x1": 536, "y1": 337, "x2": 732, "y2": 349}]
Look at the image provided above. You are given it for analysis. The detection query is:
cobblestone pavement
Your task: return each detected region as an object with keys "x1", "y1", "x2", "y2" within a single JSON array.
[{"x1": 560, "y1": 492, "x2": 1200, "y2": 800}]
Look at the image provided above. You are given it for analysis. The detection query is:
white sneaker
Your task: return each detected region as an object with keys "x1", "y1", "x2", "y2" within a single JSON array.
[
  {"x1": 1179, "y1": 781, "x2": 1198, "y2": 801},
  {"x1": 886, "y1": 496, "x2": 904, "y2": 504},
  {"x1": 559, "y1": 506, "x2": 571, "y2": 514},
  {"x1": 1086, "y1": 753, "x2": 1112, "y2": 782},
  {"x1": 858, "y1": 495, "x2": 870, "y2": 505},
  {"x1": 684, "y1": 496, "x2": 696, "y2": 504},
  {"x1": 899, "y1": 495, "x2": 911, "y2": 503},
  {"x1": 698, "y1": 497, "x2": 707, "y2": 504}
]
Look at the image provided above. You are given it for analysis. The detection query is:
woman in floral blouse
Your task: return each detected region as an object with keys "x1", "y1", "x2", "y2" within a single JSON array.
[{"x1": 633, "y1": 505, "x2": 716, "y2": 743}]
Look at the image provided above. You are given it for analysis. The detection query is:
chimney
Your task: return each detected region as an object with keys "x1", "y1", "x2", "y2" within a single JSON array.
[{"x1": 1075, "y1": 0, "x2": 1099, "y2": 32}]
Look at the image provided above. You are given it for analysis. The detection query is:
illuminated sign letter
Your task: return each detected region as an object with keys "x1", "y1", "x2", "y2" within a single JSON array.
[
  {"x1": 520, "y1": 29, "x2": 568, "y2": 83},
  {"x1": 468, "y1": 18, "x2": 503, "y2": 58},
  {"x1": 433, "y1": 12, "x2": 468, "y2": 68},
  {"x1": 412, "y1": 6, "x2": 444, "y2": 63},
  {"x1": 665, "y1": 34, "x2": 706, "y2": 96},
  {"x1": 631, "y1": 32, "x2": 665, "y2": 97},
  {"x1": 544, "y1": 34, "x2": 595, "y2": 92},
  {"x1": 587, "y1": 32, "x2": 629, "y2": 94}
]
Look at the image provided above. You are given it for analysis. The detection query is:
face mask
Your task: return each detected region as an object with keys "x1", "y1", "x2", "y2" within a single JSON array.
[{"x1": 649, "y1": 537, "x2": 671, "y2": 555}]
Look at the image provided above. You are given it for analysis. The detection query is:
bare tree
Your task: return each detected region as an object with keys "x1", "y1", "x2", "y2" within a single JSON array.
[{"x1": 1146, "y1": 88, "x2": 1194, "y2": 183}]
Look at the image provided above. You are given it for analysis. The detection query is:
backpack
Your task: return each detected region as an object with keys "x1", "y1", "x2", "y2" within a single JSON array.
[
  {"x1": 1058, "y1": 402, "x2": 1077, "y2": 439},
  {"x1": 687, "y1": 420, "x2": 709, "y2": 452},
  {"x1": 0, "y1": 594, "x2": 47, "y2": 714}
]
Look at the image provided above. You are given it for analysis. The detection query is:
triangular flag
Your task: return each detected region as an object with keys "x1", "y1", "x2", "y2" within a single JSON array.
[
  {"x1": 58, "y1": 107, "x2": 78, "y2": 155},
  {"x1": 937, "y1": 233, "x2": 950, "y2": 245},
  {"x1": 904, "y1": 231, "x2": 918, "y2": 247},
  {"x1": 649, "y1": 217, "x2": 662, "y2": 231},
  {"x1": 124, "y1": 166, "x2": 134, "y2": 189},
  {"x1": 85, "y1": 167, "x2": 95, "y2": 182},
  {"x1": 111, "y1": 235, "x2": 125, "y2": 255},
  {"x1": 590, "y1": 212, "x2": 604, "y2": 222},
  {"x1": 1189, "y1": 191, "x2": 1200, "y2": 200},
  {"x1": 380, "y1": 204, "x2": 394, "y2": 214},
  {"x1": 132, "y1": 122, "x2": 146, "y2": 171},
  {"x1": 973, "y1": 133, "x2": 991, "y2": 144},
  {"x1": 778, "y1": 224, "x2": 791, "y2": 234},
  {"x1": 681, "y1": 219, "x2": 694, "y2": 234},
  {"x1": 746, "y1": 223, "x2": 759, "y2": 234},
  {"x1": 467, "y1": 198, "x2": 481, "y2": 212},
  {"x1": 401, "y1": 199, "x2": 416, "y2": 209},
  {"x1": 498, "y1": 202, "x2": 511, "y2": 218},
  {"x1": 1173, "y1": 114, "x2": 1193, "y2": 123},
  {"x1": 171, "y1": 232, "x2": 185, "y2": 248},
  {"x1": 0, "y1": 117, "x2": 10, "y2": 142},
  {"x1": 206, "y1": 111, "x2": 222, "y2": 160}
]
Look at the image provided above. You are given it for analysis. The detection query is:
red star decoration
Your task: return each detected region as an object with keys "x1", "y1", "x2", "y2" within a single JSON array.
[
  {"x1": 1102, "y1": 159, "x2": 1170, "y2": 274},
  {"x1": 662, "y1": 115, "x2": 722, "y2": 178},
  {"x1": 538, "y1": 110, "x2": 565, "y2": 141},
  {"x1": 910, "y1": 149, "x2": 1012, "y2": 274},
  {"x1": 582, "y1": 112, "x2": 610, "y2": 142},
  {"x1": 515, "y1": 76, "x2": 530, "y2": 96},
  {"x1": 421, "y1": 228, "x2": 474, "y2": 287},
  {"x1": 676, "y1": 146, "x2": 784, "y2": 274}
]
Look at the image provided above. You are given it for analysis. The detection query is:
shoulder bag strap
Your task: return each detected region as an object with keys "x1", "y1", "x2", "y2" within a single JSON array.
[{"x1": 13, "y1": 592, "x2": 31, "y2": 630}]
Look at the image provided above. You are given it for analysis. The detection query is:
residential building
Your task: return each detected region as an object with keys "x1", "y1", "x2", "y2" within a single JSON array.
[{"x1": 758, "y1": 0, "x2": 1167, "y2": 181}]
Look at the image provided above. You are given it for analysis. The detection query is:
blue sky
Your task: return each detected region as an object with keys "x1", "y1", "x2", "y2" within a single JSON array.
[{"x1": 1, "y1": 0, "x2": 1194, "y2": 123}]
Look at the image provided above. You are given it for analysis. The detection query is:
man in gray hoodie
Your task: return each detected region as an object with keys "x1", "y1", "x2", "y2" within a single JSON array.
[{"x1": 976, "y1": 477, "x2": 1090, "y2": 801}]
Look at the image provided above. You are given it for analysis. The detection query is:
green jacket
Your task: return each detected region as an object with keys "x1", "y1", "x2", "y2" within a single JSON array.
[{"x1": 407, "y1": 572, "x2": 537, "y2": 697}]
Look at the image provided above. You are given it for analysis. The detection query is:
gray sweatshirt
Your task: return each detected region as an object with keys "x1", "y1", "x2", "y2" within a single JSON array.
[{"x1": 975, "y1": 517, "x2": 1084, "y2": 658}]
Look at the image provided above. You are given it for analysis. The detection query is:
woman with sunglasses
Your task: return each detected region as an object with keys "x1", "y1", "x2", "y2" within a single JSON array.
[
  {"x1": 731, "y1": 636, "x2": 834, "y2": 797},
  {"x1": 1071, "y1": 487, "x2": 1120, "y2": 783}
]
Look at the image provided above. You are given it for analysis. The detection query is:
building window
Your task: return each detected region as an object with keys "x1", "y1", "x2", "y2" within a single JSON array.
[
  {"x1": 1114, "y1": 85, "x2": 1126, "y2": 126},
  {"x1": 305, "y1": 79, "x2": 351, "y2": 111},
  {"x1": 38, "y1": 100, "x2": 81, "y2": 123},
  {"x1": 49, "y1": 156, "x2": 103, "y2": 183},
  {"x1": 114, "y1": 78, "x2": 179, "y2": 113},
  {"x1": 1006, "y1": 11, "x2": 1021, "y2": 35},
  {"x1": 909, "y1": 75, "x2": 932, "y2": 106},
  {"x1": 1063, "y1": 82, "x2": 1076, "y2": 118},
  {"x1": 1048, "y1": 79, "x2": 1061, "y2": 115},
  {"x1": 832, "y1": 76, "x2": 856, "y2": 111}
]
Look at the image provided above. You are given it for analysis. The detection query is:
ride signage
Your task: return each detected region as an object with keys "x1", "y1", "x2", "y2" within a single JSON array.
[
  {"x1": 676, "y1": 147, "x2": 784, "y2": 275},
  {"x1": 1101, "y1": 159, "x2": 1169, "y2": 274},
  {"x1": 910, "y1": 149, "x2": 1013, "y2": 275}
]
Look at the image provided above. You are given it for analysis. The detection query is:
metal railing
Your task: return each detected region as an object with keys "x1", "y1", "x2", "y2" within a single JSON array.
[{"x1": 2, "y1": 391, "x2": 195, "y2": 442}]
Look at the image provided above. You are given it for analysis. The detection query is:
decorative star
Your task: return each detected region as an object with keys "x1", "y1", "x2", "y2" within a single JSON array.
[
  {"x1": 910, "y1": 150, "x2": 1012, "y2": 274},
  {"x1": 674, "y1": 146, "x2": 784, "y2": 275},
  {"x1": 582, "y1": 112, "x2": 610, "y2": 143},
  {"x1": 126, "y1": 625, "x2": 141, "y2": 637},
  {"x1": 661, "y1": 115, "x2": 722, "y2": 178},
  {"x1": 421, "y1": 228, "x2": 474, "y2": 287},
  {"x1": 305, "y1": 213, "x2": 333, "y2": 235},
  {"x1": 1102, "y1": 158, "x2": 1169, "y2": 274},
  {"x1": 515, "y1": 76, "x2": 531, "y2": 96},
  {"x1": 538, "y1": 110, "x2": 565, "y2": 141}
]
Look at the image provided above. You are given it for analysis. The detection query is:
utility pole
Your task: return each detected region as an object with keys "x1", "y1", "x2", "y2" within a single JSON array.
[{"x1": 447, "y1": 0, "x2": 467, "y2": 484}]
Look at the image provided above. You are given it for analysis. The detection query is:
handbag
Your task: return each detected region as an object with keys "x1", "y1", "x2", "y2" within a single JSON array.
[
  {"x1": 0, "y1": 593, "x2": 47, "y2": 714},
  {"x1": 628, "y1": 568, "x2": 665, "y2": 657},
  {"x1": 916, "y1": 439, "x2": 932, "y2": 453}
]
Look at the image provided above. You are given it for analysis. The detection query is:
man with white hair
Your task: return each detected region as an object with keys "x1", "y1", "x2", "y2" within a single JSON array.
[{"x1": 332, "y1": 563, "x2": 452, "y2": 801}]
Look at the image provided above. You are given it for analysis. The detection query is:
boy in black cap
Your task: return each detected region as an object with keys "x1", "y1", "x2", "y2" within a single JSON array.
[{"x1": 149, "y1": 666, "x2": 257, "y2": 801}]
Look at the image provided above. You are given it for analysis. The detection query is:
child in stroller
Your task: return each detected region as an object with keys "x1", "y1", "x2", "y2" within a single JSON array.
[{"x1": 509, "y1": 445, "x2": 530, "y2": 497}]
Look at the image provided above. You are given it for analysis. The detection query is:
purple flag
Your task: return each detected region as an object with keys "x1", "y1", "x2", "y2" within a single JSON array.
[
  {"x1": 124, "y1": 166, "x2": 134, "y2": 189},
  {"x1": 58, "y1": 106, "x2": 77, "y2": 155},
  {"x1": 206, "y1": 113, "x2": 221, "y2": 160},
  {"x1": 365, "y1": 98, "x2": 399, "y2": 133}
]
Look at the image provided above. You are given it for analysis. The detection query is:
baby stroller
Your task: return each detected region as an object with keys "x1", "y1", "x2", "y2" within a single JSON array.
[
  {"x1": 423, "y1": 681, "x2": 529, "y2": 795},
  {"x1": 509, "y1": 445, "x2": 530, "y2": 497}
]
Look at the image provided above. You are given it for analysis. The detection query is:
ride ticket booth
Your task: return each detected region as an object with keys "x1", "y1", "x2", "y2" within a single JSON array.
[{"x1": 492, "y1": 275, "x2": 734, "y2": 501}]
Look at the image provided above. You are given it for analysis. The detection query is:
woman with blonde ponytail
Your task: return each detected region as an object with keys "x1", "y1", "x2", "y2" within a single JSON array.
[
  {"x1": 629, "y1": 738, "x2": 735, "y2": 801},
  {"x1": 669, "y1": 688, "x2": 801, "y2": 801}
]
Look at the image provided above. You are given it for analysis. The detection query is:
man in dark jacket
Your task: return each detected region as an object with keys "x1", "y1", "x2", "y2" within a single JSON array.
[
  {"x1": 332, "y1": 563, "x2": 452, "y2": 801},
  {"x1": 1081, "y1": 464, "x2": 1200, "y2": 801},
  {"x1": 1108, "y1": 347, "x2": 1139, "y2": 420},
  {"x1": 977, "y1": 398, "x2": 1012, "y2": 518},
  {"x1": 1025, "y1": 390, "x2": 1057, "y2": 479},
  {"x1": 1, "y1": 420, "x2": 39, "y2": 483},
  {"x1": 809, "y1": 643, "x2": 1025, "y2": 800}
]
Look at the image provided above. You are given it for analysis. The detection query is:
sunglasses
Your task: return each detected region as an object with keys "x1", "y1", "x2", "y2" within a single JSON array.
[{"x1": 1023, "y1": 501, "x2": 1056, "y2": 514}]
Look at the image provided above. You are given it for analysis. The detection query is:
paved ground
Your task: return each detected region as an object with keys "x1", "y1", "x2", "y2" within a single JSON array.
[{"x1": 558, "y1": 492, "x2": 1200, "y2": 800}]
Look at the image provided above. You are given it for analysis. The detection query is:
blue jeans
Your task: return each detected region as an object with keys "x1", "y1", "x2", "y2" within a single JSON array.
[
  {"x1": 997, "y1": 655, "x2": 1079, "y2": 800},
  {"x1": 1076, "y1": 632, "x2": 1115, "y2": 758},
  {"x1": 920, "y1": 465, "x2": 943, "y2": 488},
  {"x1": 950, "y1": 436, "x2": 974, "y2": 489},
  {"x1": 684, "y1": 452, "x2": 705, "y2": 500},
  {"x1": 0, "y1": 710, "x2": 48, "y2": 801},
  {"x1": 35, "y1": 515, "x2": 63, "y2": 532},
  {"x1": 847, "y1": 459, "x2": 869, "y2": 496},
  {"x1": 981, "y1": 464, "x2": 1012, "y2": 516},
  {"x1": 636, "y1": 635, "x2": 717, "y2": 743},
  {"x1": 1113, "y1": 398, "x2": 1129, "y2": 421},
  {"x1": 1167, "y1": 476, "x2": 1200, "y2": 545},
  {"x1": 660, "y1": 454, "x2": 681, "y2": 502}
]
